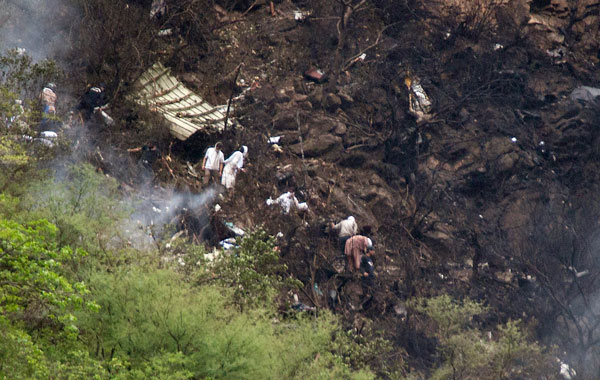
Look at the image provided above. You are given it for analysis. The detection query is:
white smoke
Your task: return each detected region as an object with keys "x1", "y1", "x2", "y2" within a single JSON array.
[{"x1": 0, "y1": 0, "x2": 79, "y2": 63}]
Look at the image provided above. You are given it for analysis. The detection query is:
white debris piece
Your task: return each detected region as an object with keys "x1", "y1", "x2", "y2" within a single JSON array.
[
  {"x1": 37, "y1": 131, "x2": 58, "y2": 147},
  {"x1": 268, "y1": 136, "x2": 282, "y2": 144},
  {"x1": 219, "y1": 238, "x2": 237, "y2": 250},
  {"x1": 158, "y1": 28, "x2": 172, "y2": 36},
  {"x1": 224, "y1": 221, "x2": 245, "y2": 236},
  {"x1": 511, "y1": 137, "x2": 517, "y2": 143},
  {"x1": 494, "y1": 43, "x2": 503, "y2": 50},
  {"x1": 214, "y1": 204, "x2": 222, "y2": 212},
  {"x1": 570, "y1": 86, "x2": 600, "y2": 103},
  {"x1": 293, "y1": 10, "x2": 311, "y2": 20}
]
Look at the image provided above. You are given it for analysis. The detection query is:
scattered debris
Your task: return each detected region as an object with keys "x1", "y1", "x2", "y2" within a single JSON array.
[
  {"x1": 268, "y1": 135, "x2": 282, "y2": 144},
  {"x1": 404, "y1": 75, "x2": 432, "y2": 122},
  {"x1": 219, "y1": 237, "x2": 237, "y2": 250},
  {"x1": 493, "y1": 43, "x2": 503, "y2": 50},
  {"x1": 133, "y1": 62, "x2": 235, "y2": 140},
  {"x1": 570, "y1": 86, "x2": 600, "y2": 103},
  {"x1": 292, "y1": 302, "x2": 316, "y2": 312},
  {"x1": 271, "y1": 144, "x2": 283, "y2": 154},
  {"x1": 158, "y1": 28, "x2": 172, "y2": 37},
  {"x1": 568, "y1": 266, "x2": 589, "y2": 278},
  {"x1": 293, "y1": 10, "x2": 311, "y2": 21},
  {"x1": 36, "y1": 131, "x2": 57, "y2": 147},
  {"x1": 510, "y1": 137, "x2": 518, "y2": 143},
  {"x1": 224, "y1": 221, "x2": 245, "y2": 236},
  {"x1": 304, "y1": 68, "x2": 326, "y2": 83}
]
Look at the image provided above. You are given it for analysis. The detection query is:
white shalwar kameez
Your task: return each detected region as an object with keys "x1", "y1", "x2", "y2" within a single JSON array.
[{"x1": 221, "y1": 146, "x2": 247, "y2": 189}]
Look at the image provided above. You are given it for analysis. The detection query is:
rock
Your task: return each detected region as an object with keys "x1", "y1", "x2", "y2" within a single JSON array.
[
  {"x1": 309, "y1": 87, "x2": 324, "y2": 105},
  {"x1": 333, "y1": 121, "x2": 347, "y2": 135},
  {"x1": 497, "y1": 152, "x2": 520, "y2": 172},
  {"x1": 293, "y1": 93, "x2": 309, "y2": 102},
  {"x1": 275, "y1": 87, "x2": 291, "y2": 103},
  {"x1": 339, "y1": 153, "x2": 366, "y2": 168},
  {"x1": 290, "y1": 133, "x2": 343, "y2": 158},
  {"x1": 325, "y1": 93, "x2": 342, "y2": 110},
  {"x1": 299, "y1": 101, "x2": 312, "y2": 110},
  {"x1": 338, "y1": 89, "x2": 354, "y2": 104},
  {"x1": 273, "y1": 112, "x2": 297, "y2": 131}
]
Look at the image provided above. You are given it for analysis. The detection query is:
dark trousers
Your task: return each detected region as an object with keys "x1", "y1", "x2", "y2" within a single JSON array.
[{"x1": 339, "y1": 235, "x2": 351, "y2": 255}]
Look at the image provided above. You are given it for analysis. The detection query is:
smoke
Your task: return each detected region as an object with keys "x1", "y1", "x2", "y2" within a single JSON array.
[
  {"x1": 0, "y1": 0, "x2": 79, "y2": 63},
  {"x1": 1, "y1": 0, "x2": 221, "y2": 250}
]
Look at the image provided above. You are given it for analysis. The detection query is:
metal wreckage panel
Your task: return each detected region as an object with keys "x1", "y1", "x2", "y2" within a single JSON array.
[{"x1": 133, "y1": 62, "x2": 230, "y2": 140}]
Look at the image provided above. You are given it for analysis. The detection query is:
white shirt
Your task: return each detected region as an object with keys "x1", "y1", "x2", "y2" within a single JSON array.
[
  {"x1": 333, "y1": 217, "x2": 358, "y2": 238},
  {"x1": 266, "y1": 192, "x2": 308, "y2": 214},
  {"x1": 204, "y1": 147, "x2": 224, "y2": 171}
]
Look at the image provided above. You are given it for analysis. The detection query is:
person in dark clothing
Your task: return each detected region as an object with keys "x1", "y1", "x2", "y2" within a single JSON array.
[
  {"x1": 360, "y1": 250, "x2": 376, "y2": 285},
  {"x1": 128, "y1": 145, "x2": 160, "y2": 184},
  {"x1": 138, "y1": 145, "x2": 160, "y2": 169},
  {"x1": 77, "y1": 84, "x2": 107, "y2": 120}
]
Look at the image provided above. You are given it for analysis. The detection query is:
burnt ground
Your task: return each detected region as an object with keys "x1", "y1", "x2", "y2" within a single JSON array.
[{"x1": 61, "y1": 0, "x2": 600, "y2": 376}]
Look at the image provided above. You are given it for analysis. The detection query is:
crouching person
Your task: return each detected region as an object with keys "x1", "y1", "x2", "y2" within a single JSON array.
[{"x1": 344, "y1": 235, "x2": 373, "y2": 274}]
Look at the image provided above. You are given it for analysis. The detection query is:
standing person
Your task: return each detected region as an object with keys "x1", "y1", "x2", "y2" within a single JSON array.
[
  {"x1": 40, "y1": 83, "x2": 58, "y2": 131},
  {"x1": 77, "y1": 84, "x2": 106, "y2": 121},
  {"x1": 344, "y1": 235, "x2": 373, "y2": 272},
  {"x1": 331, "y1": 216, "x2": 358, "y2": 254},
  {"x1": 221, "y1": 145, "x2": 248, "y2": 190},
  {"x1": 201, "y1": 142, "x2": 224, "y2": 185}
]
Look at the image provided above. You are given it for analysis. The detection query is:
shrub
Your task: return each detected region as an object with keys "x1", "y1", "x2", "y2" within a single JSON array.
[{"x1": 410, "y1": 295, "x2": 557, "y2": 380}]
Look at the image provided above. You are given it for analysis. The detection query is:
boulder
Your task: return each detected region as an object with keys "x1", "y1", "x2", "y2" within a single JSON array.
[
  {"x1": 333, "y1": 121, "x2": 347, "y2": 135},
  {"x1": 325, "y1": 93, "x2": 342, "y2": 110},
  {"x1": 290, "y1": 133, "x2": 343, "y2": 158}
]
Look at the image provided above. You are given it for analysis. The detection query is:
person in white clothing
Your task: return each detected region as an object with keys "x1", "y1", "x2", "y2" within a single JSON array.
[
  {"x1": 266, "y1": 190, "x2": 308, "y2": 214},
  {"x1": 201, "y1": 142, "x2": 224, "y2": 185},
  {"x1": 331, "y1": 216, "x2": 358, "y2": 254},
  {"x1": 221, "y1": 145, "x2": 248, "y2": 190}
]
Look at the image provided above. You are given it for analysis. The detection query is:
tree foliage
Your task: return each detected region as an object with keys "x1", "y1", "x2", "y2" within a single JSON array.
[{"x1": 410, "y1": 295, "x2": 558, "y2": 380}]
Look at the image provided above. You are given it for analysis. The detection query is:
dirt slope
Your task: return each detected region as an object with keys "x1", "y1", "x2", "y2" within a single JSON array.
[{"x1": 85, "y1": 0, "x2": 600, "y2": 374}]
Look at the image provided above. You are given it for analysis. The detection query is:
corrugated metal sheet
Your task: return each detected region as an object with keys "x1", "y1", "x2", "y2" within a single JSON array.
[{"x1": 133, "y1": 62, "x2": 228, "y2": 140}]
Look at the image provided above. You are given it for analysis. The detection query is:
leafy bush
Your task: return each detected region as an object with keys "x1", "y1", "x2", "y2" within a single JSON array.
[
  {"x1": 24, "y1": 163, "x2": 130, "y2": 256},
  {"x1": 79, "y1": 267, "x2": 374, "y2": 379},
  {"x1": 206, "y1": 228, "x2": 301, "y2": 308},
  {"x1": 410, "y1": 295, "x2": 557, "y2": 380}
]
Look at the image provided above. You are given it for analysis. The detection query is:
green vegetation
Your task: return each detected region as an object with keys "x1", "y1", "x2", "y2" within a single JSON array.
[
  {"x1": 0, "y1": 47, "x2": 561, "y2": 380},
  {"x1": 410, "y1": 295, "x2": 556, "y2": 380},
  {"x1": 0, "y1": 51, "x2": 377, "y2": 379}
]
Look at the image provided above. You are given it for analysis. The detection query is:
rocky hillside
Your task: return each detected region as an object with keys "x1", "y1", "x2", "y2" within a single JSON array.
[{"x1": 4, "y1": 0, "x2": 600, "y2": 377}]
